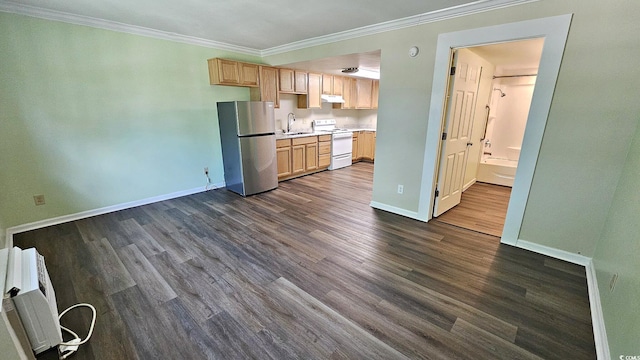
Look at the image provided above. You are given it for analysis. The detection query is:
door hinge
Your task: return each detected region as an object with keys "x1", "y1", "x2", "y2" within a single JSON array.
[
  {"x1": 450, "y1": 66, "x2": 456, "y2": 76},
  {"x1": 442, "y1": 132, "x2": 447, "y2": 140},
  {"x1": 435, "y1": 189, "x2": 440, "y2": 197}
]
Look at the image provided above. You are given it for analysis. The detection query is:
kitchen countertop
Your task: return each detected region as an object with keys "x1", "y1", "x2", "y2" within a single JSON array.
[
  {"x1": 275, "y1": 128, "x2": 376, "y2": 140},
  {"x1": 276, "y1": 131, "x2": 328, "y2": 140}
]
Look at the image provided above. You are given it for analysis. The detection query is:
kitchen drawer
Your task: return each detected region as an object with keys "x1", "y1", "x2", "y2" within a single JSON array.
[
  {"x1": 319, "y1": 154, "x2": 331, "y2": 168},
  {"x1": 318, "y1": 141, "x2": 331, "y2": 155},
  {"x1": 276, "y1": 139, "x2": 291, "y2": 148},
  {"x1": 292, "y1": 136, "x2": 318, "y2": 146},
  {"x1": 318, "y1": 134, "x2": 332, "y2": 142}
]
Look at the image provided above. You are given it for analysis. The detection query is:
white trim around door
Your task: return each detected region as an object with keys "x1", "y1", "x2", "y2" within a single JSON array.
[{"x1": 418, "y1": 14, "x2": 573, "y2": 246}]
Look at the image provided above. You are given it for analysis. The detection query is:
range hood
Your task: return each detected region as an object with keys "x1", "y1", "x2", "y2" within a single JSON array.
[{"x1": 321, "y1": 94, "x2": 345, "y2": 103}]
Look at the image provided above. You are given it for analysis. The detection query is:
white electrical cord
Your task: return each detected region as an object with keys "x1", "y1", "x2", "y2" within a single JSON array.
[{"x1": 57, "y1": 303, "x2": 97, "y2": 359}]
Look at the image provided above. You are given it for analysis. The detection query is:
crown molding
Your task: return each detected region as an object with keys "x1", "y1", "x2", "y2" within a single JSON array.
[
  {"x1": 260, "y1": 0, "x2": 538, "y2": 56},
  {"x1": 0, "y1": 1, "x2": 261, "y2": 56},
  {"x1": 1, "y1": 0, "x2": 537, "y2": 58}
]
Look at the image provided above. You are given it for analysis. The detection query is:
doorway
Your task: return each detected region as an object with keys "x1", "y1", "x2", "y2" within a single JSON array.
[
  {"x1": 433, "y1": 39, "x2": 544, "y2": 237},
  {"x1": 416, "y1": 14, "x2": 573, "y2": 246}
]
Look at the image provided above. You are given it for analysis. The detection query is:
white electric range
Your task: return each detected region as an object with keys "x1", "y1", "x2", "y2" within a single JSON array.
[{"x1": 313, "y1": 119, "x2": 353, "y2": 170}]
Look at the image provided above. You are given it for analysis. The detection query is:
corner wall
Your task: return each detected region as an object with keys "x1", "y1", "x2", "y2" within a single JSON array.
[{"x1": 592, "y1": 119, "x2": 640, "y2": 358}]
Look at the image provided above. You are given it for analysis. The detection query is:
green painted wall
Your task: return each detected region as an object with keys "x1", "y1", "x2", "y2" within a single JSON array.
[
  {"x1": 593, "y1": 119, "x2": 640, "y2": 358},
  {"x1": 0, "y1": 13, "x2": 259, "y2": 244}
]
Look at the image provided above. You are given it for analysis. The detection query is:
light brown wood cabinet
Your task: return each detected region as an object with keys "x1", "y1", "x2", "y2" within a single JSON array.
[
  {"x1": 332, "y1": 76, "x2": 344, "y2": 96},
  {"x1": 279, "y1": 69, "x2": 307, "y2": 94},
  {"x1": 362, "y1": 131, "x2": 376, "y2": 160},
  {"x1": 333, "y1": 77, "x2": 355, "y2": 110},
  {"x1": 355, "y1": 78, "x2": 374, "y2": 109},
  {"x1": 353, "y1": 130, "x2": 376, "y2": 162},
  {"x1": 372, "y1": 80, "x2": 379, "y2": 109},
  {"x1": 292, "y1": 144, "x2": 305, "y2": 175},
  {"x1": 305, "y1": 142, "x2": 318, "y2": 171},
  {"x1": 207, "y1": 58, "x2": 259, "y2": 87},
  {"x1": 208, "y1": 59, "x2": 378, "y2": 111},
  {"x1": 293, "y1": 136, "x2": 318, "y2": 173},
  {"x1": 298, "y1": 73, "x2": 322, "y2": 109},
  {"x1": 276, "y1": 139, "x2": 292, "y2": 179},
  {"x1": 318, "y1": 134, "x2": 331, "y2": 168},
  {"x1": 322, "y1": 74, "x2": 333, "y2": 95},
  {"x1": 277, "y1": 135, "x2": 330, "y2": 181},
  {"x1": 250, "y1": 66, "x2": 279, "y2": 108}
]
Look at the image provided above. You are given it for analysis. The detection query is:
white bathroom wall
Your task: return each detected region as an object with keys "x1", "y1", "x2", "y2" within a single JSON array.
[
  {"x1": 274, "y1": 94, "x2": 377, "y2": 131},
  {"x1": 485, "y1": 69, "x2": 537, "y2": 160}
]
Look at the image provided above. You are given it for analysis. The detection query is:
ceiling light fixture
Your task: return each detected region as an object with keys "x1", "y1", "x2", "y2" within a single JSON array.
[{"x1": 341, "y1": 67, "x2": 359, "y2": 74}]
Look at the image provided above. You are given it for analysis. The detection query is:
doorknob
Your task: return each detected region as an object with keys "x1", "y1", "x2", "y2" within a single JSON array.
[{"x1": 467, "y1": 142, "x2": 473, "y2": 146}]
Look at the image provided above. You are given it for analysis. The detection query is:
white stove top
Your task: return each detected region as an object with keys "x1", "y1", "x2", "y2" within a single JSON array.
[{"x1": 313, "y1": 119, "x2": 353, "y2": 134}]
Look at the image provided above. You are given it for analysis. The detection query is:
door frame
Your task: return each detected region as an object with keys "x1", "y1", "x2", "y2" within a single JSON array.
[{"x1": 418, "y1": 14, "x2": 573, "y2": 245}]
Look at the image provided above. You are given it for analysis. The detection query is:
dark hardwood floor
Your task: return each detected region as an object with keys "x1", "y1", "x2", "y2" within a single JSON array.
[
  {"x1": 14, "y1": 163, "x2": 595, "y2": 359},
  {"x1": 434, "y1": 182, "x2": 512, "y2": 237}
]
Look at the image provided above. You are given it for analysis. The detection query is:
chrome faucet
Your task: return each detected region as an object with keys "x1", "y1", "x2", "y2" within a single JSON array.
[{"x1": 287, "y1": 113, "x2": 296, "y2": 133}]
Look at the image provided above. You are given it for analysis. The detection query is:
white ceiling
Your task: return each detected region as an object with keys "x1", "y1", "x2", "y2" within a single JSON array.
[
  {"x1": 1, "y1": 0, "x2": 543, "y2": 77},
  {"x1": 1, "y1": 0, "x2": 477, "y2": 50},
  {"x1": 470, "y1": 38, "x2": 545, "y2": 71},
  {"x1": 282, "y1": 39, "x2": 544, "y2": 79}
]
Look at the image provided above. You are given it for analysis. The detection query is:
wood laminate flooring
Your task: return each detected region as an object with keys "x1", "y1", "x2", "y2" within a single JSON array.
[
  {"x1": 434, "y1": 182, "x2": 512, "y2": 237},
  {"x1": 14, "y1": 163, "x2": 595, "y2": 360}
]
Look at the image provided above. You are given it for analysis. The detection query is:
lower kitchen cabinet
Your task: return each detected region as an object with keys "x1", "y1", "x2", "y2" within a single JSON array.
[
  {"x1": 362, "y1": 131, "x2": 375, "y2": 160},
  {"x1": 353, "y1": 130, "x2": 376, "y2": 162},
  {"x1": 292, "y1": 144, "x2": 306, "y2": 174},
  {"x1": 318, "y1": 135, "x2": 331, "y2": 168},
  {"x1": 277, "y1": 135, "x2": 328, "y2": 181},
  {"x1": 276, "y1": 139, "x2": 292, "y2": 179},
  {"x1": 305, "y1": 142, "x2": 318, "y2": 171}
]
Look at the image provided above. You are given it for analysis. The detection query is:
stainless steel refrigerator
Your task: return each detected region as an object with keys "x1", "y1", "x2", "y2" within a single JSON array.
[{"x1": 217, "y1": 101, "x2": 278, "y2": 196}]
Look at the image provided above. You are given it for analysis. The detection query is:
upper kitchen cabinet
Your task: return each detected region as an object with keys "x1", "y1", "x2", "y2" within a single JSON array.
[
  {"x1": 355, "y1": 78, "x2": 374, "y2": 109},
  {"x1": 372, "y1": 80, "x2": 379, "y2": 109},
  {"x1": 332, "y1": 77, "x2": 354, "y2": 110},
  {"x1": 207, "y1": 58, "x2": 259, "y2": 87},
  {"x1": 332, "y1": 76, "x2": 344, "y2": 96},
  {"x1": 298, "y1": 73, "x2": 322, "y2": 109},
  {"x1": 322, "y1": 74, "x2": 333, "y2": 95},
  {"x1": 250, "y1": 66, "x2": 279, "y2": 108},
  {"x1": 279, "y1": 69, "x2": 307, "y2": 94}
]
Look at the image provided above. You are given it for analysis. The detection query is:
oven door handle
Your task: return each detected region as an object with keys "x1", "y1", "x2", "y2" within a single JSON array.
[{"x1": 333, "y1": 132, "x2": 353, "y2": 139}]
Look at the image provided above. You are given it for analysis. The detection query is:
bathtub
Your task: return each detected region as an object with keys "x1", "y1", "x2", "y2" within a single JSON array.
[{"x1": 476, "y1": 157, "x2": 518, "y2": 187}]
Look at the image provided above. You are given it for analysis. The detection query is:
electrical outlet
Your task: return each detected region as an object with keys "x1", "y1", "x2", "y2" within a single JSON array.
[
  {"x1": 204, "y1": 167, "x2": 209, "y2": 175},
  {"x1": 33, "y1": 194, "x2": 46, "y2": 206},
  {"x1": 609, "y1": 273, "x2": 619, "y2": 292},
  {"x1": 397, "y1": 185, "x2": 404, "y2": 194}
]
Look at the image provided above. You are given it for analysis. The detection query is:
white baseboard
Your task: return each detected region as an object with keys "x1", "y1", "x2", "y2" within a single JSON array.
[
  {"x1": 514, "y1": 239, "x2": 591, "y2": 266},
  {"x1": 6, "y1": 182, "x2": 225, "y2": 247},
  {"x1": 585, "y1": 260, "x2": 611, "y2": 360},
  {"x1": 369, "y1": 201, "x2": 422, "y2": 221},
  {"x1": 462, "y1": 178, "x2": 476, "y2": 192}
]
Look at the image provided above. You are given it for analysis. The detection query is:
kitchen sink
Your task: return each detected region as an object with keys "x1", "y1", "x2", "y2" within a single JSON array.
[{"x1": 283, "y1": 131, "x2": 311, "y2": 135}]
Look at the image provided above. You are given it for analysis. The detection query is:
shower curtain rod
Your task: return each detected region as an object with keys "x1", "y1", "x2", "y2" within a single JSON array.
[{"x1": 493, "y1": 74, "x2": 538, "y2": 79}]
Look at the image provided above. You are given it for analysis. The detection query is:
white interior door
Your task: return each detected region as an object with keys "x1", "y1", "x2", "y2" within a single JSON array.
[{"x1": 433, "y1": 48, "x2": 483, "y2": 217}]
